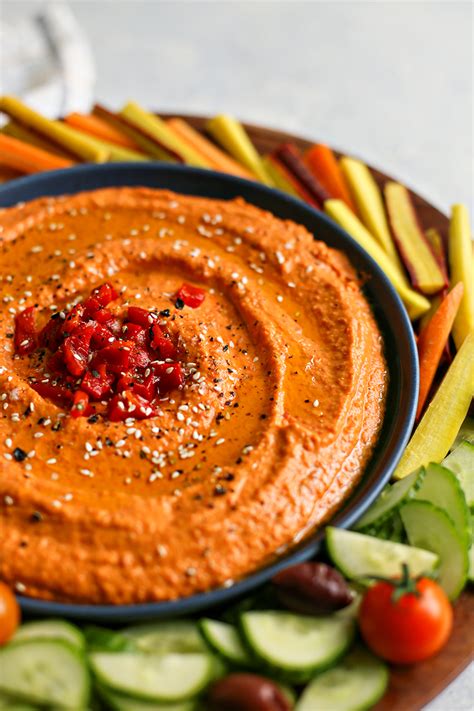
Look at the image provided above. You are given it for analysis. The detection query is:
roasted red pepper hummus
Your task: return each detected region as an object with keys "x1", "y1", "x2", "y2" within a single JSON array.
[{"x1": 0, "y1": 188, "x2": 387, "y2": 604}]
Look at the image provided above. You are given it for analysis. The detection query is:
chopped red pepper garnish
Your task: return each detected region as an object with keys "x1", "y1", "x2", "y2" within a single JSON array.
[
  {"x1": 14, "y1": 307, "x2": 38, "y2": 355},
  {"x1": 71, "y1": 390, "x2": 92, "y2": 418},
  {"x1": 176, "y1": 283, "x2": 206, "y2": 308},
  {"x1": 15, "y1": 283, "x2": 188, "y2": 421}
]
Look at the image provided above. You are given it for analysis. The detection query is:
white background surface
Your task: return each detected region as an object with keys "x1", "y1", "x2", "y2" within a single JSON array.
[{"x1": 1, "y1": 1, "x2": 473, "y2": 708}]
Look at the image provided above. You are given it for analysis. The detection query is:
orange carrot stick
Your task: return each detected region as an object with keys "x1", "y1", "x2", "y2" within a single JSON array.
[
  {"x1": 305, "y1": 144, "x2": 357, "y2": 211},
  {"x1": 166, "y1": 118, "x2": 255, "y2": 179},
  {"x1": 63, "y1": 113, "x2": 143, "y2": 151},
  {"x1": 416, "y1": 282, "x2": 464, "y2": 419},
  {"x1": 0, "y1": 133, "x2": 74, "y2": 174}
]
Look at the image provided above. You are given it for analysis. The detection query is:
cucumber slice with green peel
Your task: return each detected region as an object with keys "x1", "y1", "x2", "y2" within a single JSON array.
[
  {"x1": 199, "y1": 619, "x2": 252, "y2": 666},
  {"x1": 295, "y1": 648, "x2": 388, "y2": 711},
  {"x1": 414, "y1": 463, "x2": 471, "y2": 546},
  {"x1": 452, "y1": 416, "x2": 474, "y2": 450},
  {"x1": 90, "y1": 652, "x2": 214, "y2": 703},
  {"x1": 0, "y1": 639, "x2": 89, "y2": 708},
  {"x1": 96, "y1": 683, "x2": 197, "y2": 711},
  {"x1": 443, "y1": 441, "x2": 474, "y2": 509},
  {"x1": 121, "y1": 620, "x2": 206, "y2": 654},
  {"x1": 0, "y1": 692, "x2": 37, "y2": 711},
  {"x1": 326, "y1": 527, "x2": 438, "y2": 582},
  {"x1": 239, "y1": 611, "x2": 355, "y2": 682},
  {"x1": 12, "y1": 619, "x2": 85, "y2": 651},
  {"x1": 355, "y1": 467, "x2": 425, "y2": 530},
  {"x1": 400, "y1": 500, "x2": 468, "y2": 600}
]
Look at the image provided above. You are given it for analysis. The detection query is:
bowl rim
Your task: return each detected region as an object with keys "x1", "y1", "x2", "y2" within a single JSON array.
[{"x1": 0, "y1": 162, "x2": 419, "y2": 621}]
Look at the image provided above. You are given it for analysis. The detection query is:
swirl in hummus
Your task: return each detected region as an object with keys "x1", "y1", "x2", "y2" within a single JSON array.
[{"x1": 0, "y1": 187, "x2": 387, "y2": 604}]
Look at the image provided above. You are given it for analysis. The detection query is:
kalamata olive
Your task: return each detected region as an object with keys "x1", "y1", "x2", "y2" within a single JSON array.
[
  {"x1": 208, "y1": 673, "x2": 291, "y2": 711},
  {"x1": 272, "y1": 561, "x2": 353, "y2": 614}
]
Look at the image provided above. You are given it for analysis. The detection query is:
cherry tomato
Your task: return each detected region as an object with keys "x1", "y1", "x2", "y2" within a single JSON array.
[
  {"x1": 358, "y1": 568, "x2": 453, "y2": 664},
  {"x1": 0, "y1": 582, "x2": 20, "y2": 645}
]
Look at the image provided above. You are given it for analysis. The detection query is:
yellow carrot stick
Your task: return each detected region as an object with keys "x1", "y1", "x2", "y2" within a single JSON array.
[
  {"x1": 449, "y1": 204, "x2": 474, "y2": 349},
  {"x1": 324, "y1": 199, "x2": 430, "y2": 320},
  {"x1": 2, "y1": 121, "x2": 74, "y2": 159},
  {"x1": 120, "y1": 102, "x2": 210, "y2": 168},
  {"x1": 0, "y1": 96, "x2": 108, "y2": 162},
  {"x1": 340, "y1": 156, "x2": 401, "y2": 266},
  {"x1": 62, "y1": 125, "x2": 149, "y2": 163},
  {"x1": 394, "y1": 330, "x2": 474, "y2": 479},
  {"x1": 262, "y1": 155, "x2": 300, "y2": 197},
  {"x1": 206, "y1": 114, "x2": 273, "y2": 185},
  {"x1": 93, "y1": 104, "x2": 176, "y2": 161}
]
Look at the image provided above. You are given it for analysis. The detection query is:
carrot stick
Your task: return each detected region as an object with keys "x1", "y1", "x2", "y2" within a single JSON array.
[
  {"x1": 0, "y1": 133, "x2": 74, "y2": 174},
  {"x1": 267, "y1": 154, "x2": 317, "y2": 205},
  {"x1": 166, "y1": 118, "x2": 255, "y2": 179},
  {"x1": 273, "y1": 143, "x2": 329, "y2": 208},
  {"x1": 305, "y1": 144, "x2": 357, "y2": 212},
  {"x1": 3, "y1": 121, "x2": 74, "y2": 159},
  {"x1": 63, "y1": 113, "x2": 144, "y2": 151},
  {"x1": 416, "y1": 282, "x2": 464, "y2": 419}
]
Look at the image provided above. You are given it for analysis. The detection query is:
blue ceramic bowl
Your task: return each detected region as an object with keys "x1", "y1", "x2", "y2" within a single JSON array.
[{"x1": 0, "y1": 164, "x2": 418, "y2": 622}]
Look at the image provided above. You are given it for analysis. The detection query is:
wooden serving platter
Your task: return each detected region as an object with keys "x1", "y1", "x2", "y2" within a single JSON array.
[
  {"x1": 1, "y1": 113, "x2": 472, "y2": 709},
  {"x1": 173, "y1": 115, "x2": 473, "y2": 711}
]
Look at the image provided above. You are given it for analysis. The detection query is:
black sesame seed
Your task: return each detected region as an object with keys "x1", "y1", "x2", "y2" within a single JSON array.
[
  {"x1": 87, "y1": 414, "x2": 99, "y2": 424},
  {"x1": 213, "y1": 484, "x2": 227, "y2": 496},
  {"x1": 159, "y1": 309, "x2": 171, "y2": 317},
  {"x1": 175, "y1": 298, "x2": 185, "y2": 310},
  {"x1": 31, "y1": 511, "x2": 43, "y2": 523},
  {"x1": 13, "y1": 447, "x2": 27, "y2": 462}
]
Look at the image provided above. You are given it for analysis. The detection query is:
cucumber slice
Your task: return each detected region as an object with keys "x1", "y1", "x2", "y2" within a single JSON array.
[
  {"x1": 96, "y1": 683, "x2": 197, "y2": 711},
  {"x1": 452, "y1": 416, "x2": 474, "y2": 449},
  {"x1": 295, "y1": 648, "x2": 388, "y2": 711},
  {"x1": 326, "y1": 527, "x2": 438, "y2": 581},
  {"x1": 84, "y1": 625, "x2": 133, "y2": 652},
  {"x1": 239, "y1": 611, "x2": 354, "y2": 682},
  {"x1": 355, "y1": 467, "x2": 425, "y2": 530},
  {"x1": 12, "y1": 619, "x2": 85, "y2": 651},
  {"x1": 413, "y1": 463, "x2": 471, "y2": 546},
  {"x1": 90, "y1": 652, "x2": 213, "y2": 702},
  {"x1": 400, "y1": 500, "x2": 468, "y2": 599},
  {"x1": 0, "y1": 639, "x2": 89, "y2": 708},
  {"x1": 199, "y1": 619, "x2": 252, "y2": 666},
  {"x1": 469, "y1": 515, "x2": 474, "y2": 581},
  {"x1": 0, "y1": 691, "x2": 37, "y2": 711},
  {"x1": 444, "y1": 441, "x2": 474, "y2": 509},
  {"x1": 121, "y1": 620, "x2": 206, "y2": 654}
]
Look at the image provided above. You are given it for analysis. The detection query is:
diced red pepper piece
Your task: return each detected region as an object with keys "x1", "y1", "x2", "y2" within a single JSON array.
[
  {"x1": 31, "y1": 379, "x2": 73, "y2": 406},
  {"x1": 38, "y1": 315, "x2": 63, "y2": 351},
  {"x1": 151, "y1": 335, "x2": 177, "y2": 360},
  {"x1": 81, "y1": 369, "x2": 114, "y2": 400},
  {"x1": 90, "y1": 282, "x2": 118, "y2": 308},
  {"x1": 14, "y1": 306, "x2": 37, "y2": 355},
  {"x1": 116, "y1": 373, "x2": 134, "y2": 394},
  {"x1": 152, "y1": 361, "x2": 185, "y2": 393},
  {"x1": 62, "y1": 333, "x2": 91, "y2": 377},
  {"x1": 82, "y1": 295, "x2": 102, "y2": 318},
  {"x1": 94, "y1": 308, "x2": 114, "y2": 324},
  {"x1": 133, "y1": 372, "x2": 159, "y2": 401},
  {"x1": 108, "y1": 391, "x2": 155, "y2": 422},
  {"x1": 94, "y1": 341, "x2": 133, "y2": 373},
  {"x1": 176, "y1": 283, "x2": 206, "y2": 308},
  {"x1": 106, "y1": 317, "x2": 122, "y2": 336},
  {"x1": 122, "y1": 322, "x2": 148, "y2": 347},
  {"x1": 60, "y1": 303, "x2": 85, "y2": 337},
  {"x1": 127, "y1": 306, "x2": 155, "y2": 328},
  {"x1": 71, "y1": 390, "x2": 91, "y2": 418},
  {"x1": 128, "y1": 346, "x2": 151, "y2": 370},
  {"x1": 90, "y1": 322, "x2": 115, "y2": 349}
]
